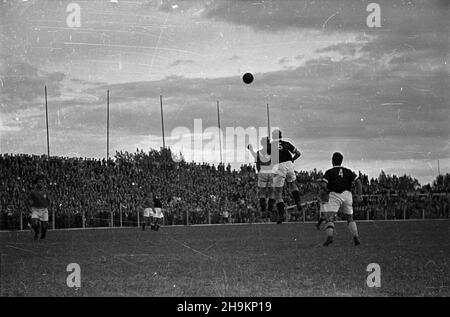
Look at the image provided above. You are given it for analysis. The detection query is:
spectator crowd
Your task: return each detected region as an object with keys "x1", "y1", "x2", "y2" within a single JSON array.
[{"x1": 1, "y1": 149, "x2": 449, "y2": 230}]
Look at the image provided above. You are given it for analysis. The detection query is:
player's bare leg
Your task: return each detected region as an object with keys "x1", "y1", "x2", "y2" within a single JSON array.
[
  {"x1": 343, "y1": 214, "x2": 360, "y2": 246},
  {"x1": 30, "y1": 218, "x2": 40, "y2": 241}
]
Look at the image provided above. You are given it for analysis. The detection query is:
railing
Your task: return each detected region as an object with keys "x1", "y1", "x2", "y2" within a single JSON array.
[{"x1": 1, "y1": 198, "x2": 448, "y2": 231}]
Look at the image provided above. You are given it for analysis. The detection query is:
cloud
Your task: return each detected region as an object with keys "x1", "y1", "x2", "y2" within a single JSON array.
[
  {"x1": 278, "y1": 57, "x2": 290, "y2": 65},
  {"x1": 228, "y1": 55, "x2": 240, "y2": 61},
  {"x1": 315, "y1": 42, "x2": 362, "y2": 56},
  {"x1": 0, "y1": 56, "x2": 66, "y2": 112},
  {"x1": 170, "y1": 59, "x2": 196, "y2": 67},
  {"x1": 204, "y1": 0, "x2": 448, "y2": 33}
]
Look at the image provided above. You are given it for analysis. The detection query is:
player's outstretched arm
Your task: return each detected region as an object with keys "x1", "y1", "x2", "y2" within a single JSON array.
[
  {"x1": 247, "y1": 144, "x2": 257, "y2": 160},
  {"x1": 291, "y1": 148, "x2": 301, "y2": 162}
]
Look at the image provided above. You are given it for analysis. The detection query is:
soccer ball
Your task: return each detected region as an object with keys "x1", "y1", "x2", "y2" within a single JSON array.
[{"x1": 242, "y1": 72, "x2": 254, "y2": 84}]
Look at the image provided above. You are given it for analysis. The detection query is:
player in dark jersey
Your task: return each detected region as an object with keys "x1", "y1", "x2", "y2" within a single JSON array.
[
  {"x1": 319, "y1": 152, "x2": 362, "y2": 246},
  {"x1": 29, "y1": 174, "x2": 50, "y2": 240},
  {"x1": 247, "y1": 136, "x2": 275, "y2": 220},
  {"x1": 270, "y1": 129, "x2": 302, "y2": 224}
]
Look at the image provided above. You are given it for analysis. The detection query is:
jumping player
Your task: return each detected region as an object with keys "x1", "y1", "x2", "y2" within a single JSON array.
[
  {"x1": 29, "y1": 174, "x2": 50, "y2": 240},
  {"x1": 247, "y1": 136, "x2": 275, "y2": 220},
  {"x1": 319, "y1": 152, "x2": 362, "y2": 246},
  {"x1": 270, "y1": 129, "x2": 302, "y2": 224}
]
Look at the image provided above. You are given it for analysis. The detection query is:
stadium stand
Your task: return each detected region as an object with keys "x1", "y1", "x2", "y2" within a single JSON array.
[{"x1": 1, "y1": 149, "x2": 449, "y2": 230}]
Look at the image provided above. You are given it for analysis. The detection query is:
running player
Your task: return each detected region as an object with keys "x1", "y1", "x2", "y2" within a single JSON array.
[
  {"x1": 29, "y1": 174, "x2": 50, "y2": 240},
  {"x1": 247, "y1": 136, "x2": 275, "y2": 220},
  {"x1": 270, "y1": 129, "x2": 302, "y2": 224},
  {"x1": 319, "y1": 152, "x2": 362, "y2": 246}
]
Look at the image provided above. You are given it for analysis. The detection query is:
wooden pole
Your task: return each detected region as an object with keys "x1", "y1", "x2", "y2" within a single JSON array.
[
  {"x1": 217, "y1": 101, "x2": 223, "y2": 164},
  {"x1": 137, "y1": 208, "x2": 140, "y2": 227},
  {"x1": 20, "y1": 210, "x2": 23, "y2": 230},
  {"x1": 438, "y1": 160, "x2": 440, "y2": 176},
  {"x1": 52, "y1": 209, "x2": 55, "y2": 229},
  {"x1": 120, "y1": 205, "x2": 123, "y2": 227},
  {"x1": 160, "y1": 95, "x2": 166, "y2": 148},
  {"x1": 107, "y1": 90, "x2": 110, "y2": 161},
  {"x1": 45, "y1": 86, "x2": 50, "y2": 158},
  {"x1": 110, "y1": 211, "x2": 113, "y2": 227}
]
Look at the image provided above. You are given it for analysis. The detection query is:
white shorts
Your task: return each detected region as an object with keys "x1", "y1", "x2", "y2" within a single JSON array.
[
  {"x1": 144, "y1": 208, "x2": 164, "y2": 218},
  {"x1": 320, "y1": 191, "x2": 354, "y2": 215},
  {"x1": 258, "y1": 172, "x2": 273, "y2": 188},
  {"x1": 272, "y1": 161, "x2": 296, "y2": 187},
  {"x1": 31, "y1": 207, "x2": 49, "y2": 222}
]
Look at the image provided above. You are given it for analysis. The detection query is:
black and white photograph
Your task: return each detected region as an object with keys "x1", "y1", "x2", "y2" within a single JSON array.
[{"x1": 0, "y1": 0, "x2": 449, "y2": 301}]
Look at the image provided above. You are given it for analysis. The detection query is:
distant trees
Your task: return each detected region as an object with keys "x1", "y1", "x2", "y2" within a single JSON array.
[{"x1": 433, "y1": 173, "x2": 450, "y2": 192}]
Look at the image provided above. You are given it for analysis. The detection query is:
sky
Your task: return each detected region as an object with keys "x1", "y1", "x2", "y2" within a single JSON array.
[{"x1": 0, "y1": 0, "x2": 449, "y2": 185}]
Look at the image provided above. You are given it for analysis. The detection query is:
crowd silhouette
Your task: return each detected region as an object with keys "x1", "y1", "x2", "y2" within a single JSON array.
[{"x1": 1, "y1": 149, "x2": 449, "y2": 230}]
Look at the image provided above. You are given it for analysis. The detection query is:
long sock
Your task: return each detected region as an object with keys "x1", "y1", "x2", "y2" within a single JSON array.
[
  {"x1": 32, "y1": 223, "x2": 40, "y2": 235},
  {"x1": 267, "y1": 198, "x2": 275, "y2": 212},
  {"x1": 325, "y1": 222, "x2": 334, "y2": 238},
  {"x1": 259, "y1": 198, "x2": 267, "y2": 212},
  {"x1": 348, "y1": 221, "x2": 358, "y2": 237},
  {"x1": 276, "y1": 201, "x2": 285, "y2": 218},
  {"x1": 40, "y1": 222, "x2": 48, "y2": 239},
  {"x1": 292, "y1": 190, "x2": 300, "y2": 204}
]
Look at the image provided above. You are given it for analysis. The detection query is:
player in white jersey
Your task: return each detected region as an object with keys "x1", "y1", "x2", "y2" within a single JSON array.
[
  {"x1": 319, "y1": 152, "x2": 362, "y2": 246},
  {"x1": 142, "y1": 193, "x2": 156, "y2": 231},
  {"x1": 150, "y1": 196, "x2": 164, "y2": 230},
  {"x1": 247, "y1": 137, "x2": 275, "y2": 220},
  {"x1": 29, "y1": 174, "x2": 49, "y2": 241}
]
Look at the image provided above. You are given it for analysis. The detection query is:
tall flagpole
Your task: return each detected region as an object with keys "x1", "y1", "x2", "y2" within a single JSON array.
[
  {"x1": 438, "y1": 160, "x2": 440, "y2": 176},
  {"x1": 217, "y1": 100, "x2": 223, "y2": 164},
  {"x1": 107, "y1": 90, "x2": 110, "y2": 161},
  {"x1": 45, "y1": 86, "x2": 50, "y2": 158},
  {"x1": 160, "y1": 95, "x2": 166, "y2": 148},
  {"x1": 266, "y1": 103, "x2": 271, "y2": 139}
]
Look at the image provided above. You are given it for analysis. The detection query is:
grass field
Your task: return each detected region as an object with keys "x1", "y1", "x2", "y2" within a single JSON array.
[{"x1": 1, "y1": 220, "x2": 449, "y2": 297}]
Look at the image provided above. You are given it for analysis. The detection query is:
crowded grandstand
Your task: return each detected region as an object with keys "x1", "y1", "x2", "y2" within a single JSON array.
[{"x1": 1, "y1": 149, "x2": 448, "y2": 230}]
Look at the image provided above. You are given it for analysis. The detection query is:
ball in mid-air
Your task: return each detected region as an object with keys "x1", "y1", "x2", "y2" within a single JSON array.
[{"x1": 242, "y1": 72, "x2": 254, "y2": 84}]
